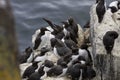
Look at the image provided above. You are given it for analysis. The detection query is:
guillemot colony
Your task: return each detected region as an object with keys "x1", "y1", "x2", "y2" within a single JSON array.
[{"x1": 19, "y1": 0, "x2": 120, "y2": 80}]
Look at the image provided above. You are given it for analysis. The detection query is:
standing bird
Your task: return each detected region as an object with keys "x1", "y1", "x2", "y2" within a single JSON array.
[
  {"x1": 62, "y1": 21, "x2": 78, "y2": 43},
  {"x1": 28, "y1": 65, "x2": 45, "y2": 80},
  {"x1": 103, "y1": 31, "x2": 119, "y2": 54},
  {"x1": 18, "y1": 47, "x2": 33, "y2": 63},
  {"x1": 108, "y1": 1, "x2": 120, "y2": 13},
  {"x1": 33, "y1": 27, "x2": 49, "y2": 50},
  {"x1": 67, "y1": 63, "x2": 84, "y2": 80},
  {"x1": 70, "y1": 44, "x2": 93, "y2": 66},
  {"x1": 96, "y1": 0, "x2": 106, "y2": 23},
  {"x1": 61, "y1": 32, "x2": 78, "y2": 50},
  {"x1": 57, "y1": 59, "x2": 68, "y2": 77},
  {"x1": 28, "y1": 60, "x2": 54, "y2": 80},
  {"x1": 22, "y1": 62, "x2": 39, "y2": 79},
  {"x1": 68, "y1": 17, "x2": 78, "y2": 38},
  {"x1": 80, "y1": 44, "x2": 93, "y2": 66},
  {"x1": 53, "y1": 38, "x2": 72, "y2": 58}
]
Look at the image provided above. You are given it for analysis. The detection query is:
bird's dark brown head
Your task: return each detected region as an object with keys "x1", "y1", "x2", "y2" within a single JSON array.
[
  {"x1": 32, "y1": 61, "x2": 39, "y2": 67},
  {"x1": 60, "y1": 61, "x2": 68, "y2": 68},
  {"x1": 68, "y1": 17, "x2": 74, "y2": 25},
  {"x1": 39, "y1": 27, "x2": 49, "y2": 36},
  {"x1": 62, "y1": 21, "x2": 69, "y2": 28},
  {"x1": 84, "y1": 21, "x2": 90, "y2": 28},
  {"x1": 107, "y1": 31, "x2": 119, "y2": 39},
  {"x1": 44, "y1": 60, "x2": 54, "y2": 68},
  {"x1": 80, "y1": 44, "x2": 89, "y2": 49},
  {"x1": 25, "y1": 46, "x2": 32, "y2": 54},
  {"x1": 96, "y1": 0, "x2": 104, "y2": 3},
  {"x1": 40, "y1": 27, "x2": 49, "y2": 32}
]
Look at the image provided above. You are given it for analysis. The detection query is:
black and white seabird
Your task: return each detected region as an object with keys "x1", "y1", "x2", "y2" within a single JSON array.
[
  {"x1": 18, "y1": 47, "x2": 34, "y2": 64},
  {"x1": 103, "y1": 31, "x2": 119, "y2": 54},
  {"x1": 28, "y1": 65, "x2": 45, "y2": 80},
  {"x1": 70, "y1": 44, "x2": 93, "y2": 66},
  {"x1": 80, "y1": 44, "x2": 93, "y2": 66},
  {"x1": 56, "y1": 59, "x2": 68, "y2": 77},
  {"x1": 28, "y1": 60, "x2": 54, "y2": 80},
  {"x1": 33, "y1": 27, "x2": 49, "y2": 50},
  {"x1": 61, "y1": 32, "x2": 78, "y2": 50},
  {"x1": 67, "y1": 63, "x2": 84, "y2": 80},
  {"x1": 68, "y1": 17, "x2": 78, "y2": 37},
  {"x1": 108, "y1": 1, "x2": 120, "y2": 13},
  {"x1": 96, "y1": 0, "x2": 106, "y2": 23},
  {"x1": 68, "y1": 49, "x2": 88, "y2": 67},
  {"x1": 53, "y1": 38, "x2": 72, "y2": 58},
  {"x1": 22, "y1": 62, "x2": 39, "y2": 79},
  {"x1": 62, "y1": 21, "x2": 78, "y2": 43}
]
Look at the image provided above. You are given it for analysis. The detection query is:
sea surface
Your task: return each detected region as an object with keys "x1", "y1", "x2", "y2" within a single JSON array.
[{"x1": 10, "y1": 0, "x2": 113, "y2": 52}]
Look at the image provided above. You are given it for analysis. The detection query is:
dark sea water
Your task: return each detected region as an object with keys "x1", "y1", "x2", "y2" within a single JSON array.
[{"x1": 10, "y1": 0, "x2": 113, "y2": 52}]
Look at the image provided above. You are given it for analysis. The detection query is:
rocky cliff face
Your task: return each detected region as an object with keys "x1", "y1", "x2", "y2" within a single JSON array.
[{"x1": 90, "y1": 1, "x2": 120, "y2": 80}]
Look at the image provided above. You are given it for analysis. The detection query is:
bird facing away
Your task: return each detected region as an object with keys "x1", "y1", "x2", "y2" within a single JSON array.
[
  {"x1": 103, "y1": 31, "x2": 119, "y2": 54},
  {"x1": 96, "y1": 0, "x2": 106, "y2": 23},
  {"x1": 68, "y1": 17, "x2": 78, "y2": 37}
]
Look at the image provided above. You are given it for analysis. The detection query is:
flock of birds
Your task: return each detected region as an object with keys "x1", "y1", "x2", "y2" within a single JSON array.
[{"x1": 19, "y1": 0, "x2": 120, "y2": 80}]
